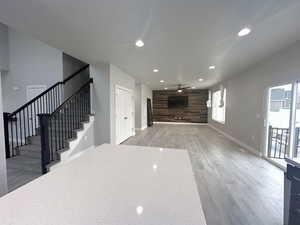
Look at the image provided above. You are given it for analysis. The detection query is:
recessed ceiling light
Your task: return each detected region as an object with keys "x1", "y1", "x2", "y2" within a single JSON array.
[
  {"x1": 164, "y1": 87, "x2": 168, "y2": 90},
  {"x1": 238, "y1": 27, "x2": 251, "y2": 37},
  {"x1": 198, "y1": 78, "x2": 204, "y2": 82},
  {"x1": 160, "y1": 80, "x2": 164, "y2": 83},
  {"x1": 136, "y1": 206, "x2": 144, "y2": 215},
  {"x1": 177, "y1": 89, "x2": 183, "y2": 93},
  {"x1": 209, "y1": 66, "x2": 215, "y2": 70},
  {"x1": 153, "y1": 69, "x2": 159, "y2": 73},
  {"x1": 152, "y1": 164, "x2": 158, "y2": 171},
  {"x1": 135, "y1": 39, "x2": 144, "y2": 47}
]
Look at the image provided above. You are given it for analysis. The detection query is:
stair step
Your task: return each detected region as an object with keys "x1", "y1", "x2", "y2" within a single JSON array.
[
  {"x1": 10, "y1": 114, "x2": 92, "y2": 173},
  {"x1": 28, "y1": 135, "x2": 71, "y2": 147}
]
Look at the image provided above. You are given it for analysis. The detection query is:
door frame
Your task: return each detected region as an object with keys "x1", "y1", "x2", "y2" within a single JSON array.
[
  {"x1": 264, "y1": 82, "x2": 298, "y2": 164},
  {"x1": 115, "y1": 85, "x2": 134, "y2": 145}
]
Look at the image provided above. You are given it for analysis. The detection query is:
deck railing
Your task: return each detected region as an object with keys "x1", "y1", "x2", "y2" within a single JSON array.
[
  {"x1": 267, "y1": 126, "x2": 300, "y2": 159},
  {"x1": 268, "y1": 126, "x2": 290, "y2": 159}
]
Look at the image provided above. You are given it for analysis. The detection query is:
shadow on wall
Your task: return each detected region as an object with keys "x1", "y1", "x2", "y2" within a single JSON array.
[{"x1": 63, "y1": 53, "x2": 89, "y2": 99}]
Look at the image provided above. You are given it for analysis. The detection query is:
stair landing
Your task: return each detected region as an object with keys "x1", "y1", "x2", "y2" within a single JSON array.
[{"x1": 6, "y1": 146, "x2": 41, "y2": 192}]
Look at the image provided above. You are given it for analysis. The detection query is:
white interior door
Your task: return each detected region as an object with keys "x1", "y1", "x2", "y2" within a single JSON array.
[{"x1": 116, "y1": 86, "x2": 133, "y2": 144}]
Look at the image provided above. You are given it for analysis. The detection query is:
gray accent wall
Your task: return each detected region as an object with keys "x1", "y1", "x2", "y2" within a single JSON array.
[
  {"x1": 90, "y1": 63, "x2": 111, "y2": 146},
  {"x1": 209, "y1": 40, "x2": 300, "y2": 155},
  {"x1": 63, "y1": 53, "x2": 88, "y2": 99},
  {"x1": 135, "y1": 83, "x2": 142, "y2": 129},
  {"x1": 0, "y1": 23, "x2": 8, "y2": 71},
  {"x1": 0, "y1": 72, "x2": 7, "y2": 197},
  {"x1": 1, "y1": 28, "x2": 63, "y2": 113},
  {"x1": 0, "y1": 23, "x2": 8, "y2": 196}
]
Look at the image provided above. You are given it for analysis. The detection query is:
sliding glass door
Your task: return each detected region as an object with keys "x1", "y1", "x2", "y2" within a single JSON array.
[
  {"x1": 292, "y1": 82, "x2": 300, "y2": 159},
  {"x1": 267, "y1": 82, "x2": 300, "y2": 163},
  {"x1": 267, "y1": 84, "x2": 292, "y2": 159}
]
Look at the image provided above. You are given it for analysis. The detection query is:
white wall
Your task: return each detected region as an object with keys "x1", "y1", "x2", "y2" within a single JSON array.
[
  {"x1": 90, "y1": 63, "x2": 111, "y2": 146},
  {"x1": 209, "y1": 40, "x2": 300, "y2": 155},
  {"x1": 0, "y1": 23, "x2": 8, "y2": 71},
  {"x1": 141, "y1": 84, "x2": 152, "y2": 129},
  {"x1": 109, "y1": 64, "x2": 135, "y2": 144},
  {"x1": 1, "y1": 28, "x2": 63, "y2": 112},
  {"x1": 0, "y1": 23, "x2": 8, "y2": 196},
  {"x1": 0, "y1": 72, "x2": 8, "y2": 196},
  {"x1": 135, "y1": 83, "x2": 142, "y2": 129}
]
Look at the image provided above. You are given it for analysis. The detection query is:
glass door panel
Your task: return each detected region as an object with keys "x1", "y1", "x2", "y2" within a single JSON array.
[
  {"x1": 292, "y1": 82, "x2": 300, "y2": 158},
  {"x1": 267, "y1": 84, "x2": 292, "y2": 159}
]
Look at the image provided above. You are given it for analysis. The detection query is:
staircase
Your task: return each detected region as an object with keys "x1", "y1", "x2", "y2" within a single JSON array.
[{"x1": 4, "y1": 65, "x2": 93, "y2": 183}]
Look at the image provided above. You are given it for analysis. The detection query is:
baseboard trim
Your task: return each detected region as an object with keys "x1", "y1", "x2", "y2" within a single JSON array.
[
  {"x1": 154, "y1": 122, "x2": 208, "y2": 125},
  {"x1": 135, "y1": 126, "x2": 147, "y2": 131},
  {"x1": 208, "y1": 124, "x2": 262, "y2": 157}
]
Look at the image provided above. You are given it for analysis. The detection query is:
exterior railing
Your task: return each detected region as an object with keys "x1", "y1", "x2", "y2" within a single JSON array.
[
  {"x1": 268, "y1": 126, "x2": 300, "y2": 159},
  {"x1": 268, "y1": 126, "x2": 290, "y2": 159}
]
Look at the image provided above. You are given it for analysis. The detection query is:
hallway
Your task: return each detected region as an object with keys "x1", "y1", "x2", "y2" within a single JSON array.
[{"x1": 123, "y1": 124, "x2": 283, "y2": 225}]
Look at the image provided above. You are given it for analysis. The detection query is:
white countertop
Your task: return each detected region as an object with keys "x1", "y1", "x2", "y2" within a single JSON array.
[{"x1": 0, "y1": 144, "x2": 207, "y2": 225}]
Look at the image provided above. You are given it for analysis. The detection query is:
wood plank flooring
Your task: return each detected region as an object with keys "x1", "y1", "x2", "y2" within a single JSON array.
[{"x1": 123, "y1": 124, "x2": 283, "y2": 225}]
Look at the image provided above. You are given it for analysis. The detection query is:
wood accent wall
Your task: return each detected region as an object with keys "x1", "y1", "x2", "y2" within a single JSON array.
[{"x1": 153, "y1": 89, "x2": 208, "y2": 123}]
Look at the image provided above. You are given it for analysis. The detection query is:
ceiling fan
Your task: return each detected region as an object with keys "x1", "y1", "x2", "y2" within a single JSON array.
[{"x1": 170, "y1": 84, "x2": 191, "y2": 93}]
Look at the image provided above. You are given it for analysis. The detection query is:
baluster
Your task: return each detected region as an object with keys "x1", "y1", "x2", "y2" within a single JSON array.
[
  {"x1": 10, "y1": 116, "x2": 14, "y2": 156},
  {"x1": 23, "y1": 110, "x2": 26, "y2": 144},
  {"x1": 26, "y1": 106, "x2": 31, "y2": 137},
  {"x1": 18, "y1": 112, "x2": 23, "y2": 146},
  {"x1": 34, "y1": 101, "x2": 37, "y2": 135},
  {"x1": 30, "y1": 104, "x2": 33, "y2": 136},
  {"x1": 15, "y1": 114, "x2": 19, "y2": 152}
]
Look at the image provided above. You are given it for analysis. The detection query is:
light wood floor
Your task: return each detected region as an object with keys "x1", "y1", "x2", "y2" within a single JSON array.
[{"x1": 123, "y1": 124, "x2": 283, "y2": 225}]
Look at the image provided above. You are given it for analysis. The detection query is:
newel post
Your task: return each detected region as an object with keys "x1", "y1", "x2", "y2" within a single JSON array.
[
  {"x1": 3, "y1": 113, "x2": 10, "y2": 159},
  {"x1": 38, "y1": 114, "x2": 51, "y2": 174}
]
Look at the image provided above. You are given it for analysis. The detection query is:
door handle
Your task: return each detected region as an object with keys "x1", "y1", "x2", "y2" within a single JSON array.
[{"x1": 124, "y1": 117, "x2": 128, "y2": 120}]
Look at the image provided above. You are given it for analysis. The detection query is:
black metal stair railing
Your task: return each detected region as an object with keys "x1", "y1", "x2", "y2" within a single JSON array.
[
  {"x1": 3, "y1": 65, "x2": 89, "y2": 159},
  {"x1": 39, "y1": 78, "x2": 93, "y2": 173}
]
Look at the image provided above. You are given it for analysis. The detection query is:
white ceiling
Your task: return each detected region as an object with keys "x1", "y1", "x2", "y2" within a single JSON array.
[{"x1": 1, "y1": 0, "x2": 300, "y2": 89}]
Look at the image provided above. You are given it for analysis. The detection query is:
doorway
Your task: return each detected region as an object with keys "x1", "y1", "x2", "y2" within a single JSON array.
[{"x1": 115, "y1": 86, "x2": 134, "y2": 144}]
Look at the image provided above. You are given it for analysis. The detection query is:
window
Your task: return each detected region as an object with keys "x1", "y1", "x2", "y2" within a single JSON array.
[{"x1": 212, "y1": 89, "x2": 226, "y2": 123}]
